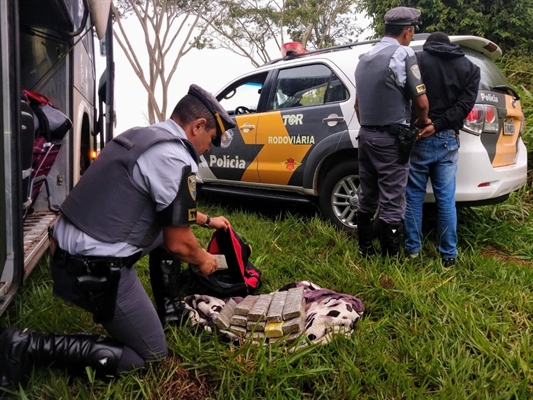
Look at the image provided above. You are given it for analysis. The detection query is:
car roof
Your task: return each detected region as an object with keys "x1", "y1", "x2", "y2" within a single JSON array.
[
  {"x1": 219, "y1": 35, "x2": 502, "y2": 92},
  {"x1": 261, "y1": 34, "x2": 502, "y2": 67}
]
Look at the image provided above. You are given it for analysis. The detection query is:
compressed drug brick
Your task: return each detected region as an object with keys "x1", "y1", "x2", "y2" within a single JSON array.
[
  {"x1": 248, "y1": 294, "x2": 272, "y2": 322},
  {"x1": 247, "y1": 320, "x2": 266, "y2": 332},
  {"x1": 282, "y1": 286, "x2": 305, "y2": 320},
  {"x1": 214, "y1": 298, "x2": 237, "y2": 329},
  {"x1": 229, "y1": 325, "x2": 247, "y2": 337},
  {"x1": 234, "y1": 295, "x2": 258, "y2": 316},
  {"x1": 282, "y1": 314, "x2": 305, "y2": 334},
  {"x1": 231, "y1": 314, "x2": 248, "y2": 327},
  {"x1": 246, "y1": 331, "x2": 266, "y2": 340},
  {"x1": 267, "y1": 290, "x2": 287, "y2": 323},
  {"x1": 264, "y1": 321, "x2": 284, "y2": 338}
]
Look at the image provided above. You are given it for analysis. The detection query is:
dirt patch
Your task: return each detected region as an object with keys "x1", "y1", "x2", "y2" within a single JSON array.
[
  {"x1": 156, "y1": 357, "x2": 215, "y2": 400},
  {"x1": 379, "y1": 275, "x2": 395, "y2": 289},
  {"x1": 481, "y1": 245, "x2": 531, "y2": 266}
]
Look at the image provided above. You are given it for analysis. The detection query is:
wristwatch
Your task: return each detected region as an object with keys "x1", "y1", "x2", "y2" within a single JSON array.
[{"x1": 202, "y1": 215, "x2": 211, "y2": 228}]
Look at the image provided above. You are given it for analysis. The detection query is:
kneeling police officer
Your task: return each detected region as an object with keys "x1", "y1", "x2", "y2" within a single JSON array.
[{"x1": 0, "y1": 84, "x2": 234, "y2": 388}]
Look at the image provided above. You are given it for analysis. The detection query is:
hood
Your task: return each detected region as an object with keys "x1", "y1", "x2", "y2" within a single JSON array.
[{"x1": 422, "y1": 41, "x2": 464, "y2": 59}]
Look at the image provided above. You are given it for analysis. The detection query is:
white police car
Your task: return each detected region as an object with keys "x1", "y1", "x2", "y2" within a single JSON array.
[{"x1": 197, "y1": 35, "x2": 527, "y2": 233}]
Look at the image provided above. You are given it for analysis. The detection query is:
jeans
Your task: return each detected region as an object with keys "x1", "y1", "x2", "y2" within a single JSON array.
[{"x1": 404, "y1": 130, "x2": 459, "y2": 259}]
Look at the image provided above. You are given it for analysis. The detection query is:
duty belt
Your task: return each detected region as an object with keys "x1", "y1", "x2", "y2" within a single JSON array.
[
  {"x1": 361, "y1": 125, "x2": 407, "y2": 134},
  {"x1": 53, "y1": 247, "x2": 141, "y2": 276}
]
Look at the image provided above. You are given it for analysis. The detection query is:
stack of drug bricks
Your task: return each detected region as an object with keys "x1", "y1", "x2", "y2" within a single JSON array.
[{"x1": 214, "y1": 287, "x2": 305, "y2": 343}]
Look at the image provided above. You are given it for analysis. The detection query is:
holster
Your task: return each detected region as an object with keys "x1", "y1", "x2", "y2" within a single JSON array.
[
  {"x1": 396, "y1": 125, "x2": 419, "y2": 163},
  {"x1": 75, "y1": 260, "x2": 121, "y2": 324},
  {"x1": 54, "y1": 248, "x2": 140, "y2": 324}
]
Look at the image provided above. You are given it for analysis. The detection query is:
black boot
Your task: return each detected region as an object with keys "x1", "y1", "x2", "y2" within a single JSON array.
[
  {"x1": 149, "y1": 247, "x2": 189, "y2": 325},
  {"x1": 380, "y1": 221, "x2": 403, "y2": 258},
  {"x1": 357, "y1": 211, "x2": 376, "y2": 257},
  {"x1": 0, "y1": 328, "x2": 123, "y2": 389}
]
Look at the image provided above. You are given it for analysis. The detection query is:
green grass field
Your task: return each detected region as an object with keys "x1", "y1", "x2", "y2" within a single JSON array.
[{"x1": 2, "y1": 189, "x2": 533, "y2": 399}]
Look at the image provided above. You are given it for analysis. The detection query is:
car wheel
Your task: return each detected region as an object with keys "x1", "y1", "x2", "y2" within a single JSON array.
[{"x1": 319, "y1": 161, "x2": 361, "y2": 234}]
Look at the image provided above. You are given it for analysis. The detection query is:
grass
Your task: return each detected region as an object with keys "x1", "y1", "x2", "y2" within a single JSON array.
[{"x1": 2, "y1": 191, "x2": 533, "y2": 399}]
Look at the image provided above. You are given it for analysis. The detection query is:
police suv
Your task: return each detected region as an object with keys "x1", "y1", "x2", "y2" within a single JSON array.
[{"x1": 197, "y1": 35, "x2": 527, "y2": 234}]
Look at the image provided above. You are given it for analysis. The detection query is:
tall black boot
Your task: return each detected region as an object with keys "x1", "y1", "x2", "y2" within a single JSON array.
[
  {"x1": 0, "y1": 328, "x2": 123, "y2": 389},
  {"x1": 149, "y1": 247, "x2": 189, "y2": 325},
  {"x1": 357, "y1": 211, "x2": 376, "y2": 257},
  {"x1": 380, "y1": 221, "x2": 403, "y2": 258}
]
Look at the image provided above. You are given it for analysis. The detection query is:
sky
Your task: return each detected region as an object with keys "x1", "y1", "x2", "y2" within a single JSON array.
[{"x1": 95, "y1": 18, "x2": 257, "y2": 134}]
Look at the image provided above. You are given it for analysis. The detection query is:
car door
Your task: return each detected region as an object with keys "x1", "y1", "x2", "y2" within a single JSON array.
[
  {"x1": 201, "y1": 72, "x2": 268, "y2": 183},
  {"x1": 255, "y1": 63, "x2": 350, "y2": 186}
]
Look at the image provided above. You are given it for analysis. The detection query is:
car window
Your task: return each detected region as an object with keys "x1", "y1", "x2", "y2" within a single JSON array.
[
  {"x1": 270, "y1": 64, "x2": 348, "y2": 110},
  {"x1": 217, "y1": 72, "x2": 268, "y2": 115},
  {"x1": 462, "y1": 47, "x2": 511, "y2": 90}
]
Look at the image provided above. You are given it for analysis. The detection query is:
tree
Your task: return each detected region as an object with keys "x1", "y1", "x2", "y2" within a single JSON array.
[
  {"x1": 112, "y1": 0, "x2": 218, "y2": 124},
  {"x1": 356, "y1": 0, "x2": 533, "y2": 53},
  {"x1": 284, "y1": 0, "x2": 361, "y2": 49},
  {"x1": 197, "y1": 0, "x2": 282, "y2": 68},
  {"x1": 199, "y1": 0, "x2": 362, "y2": 68}
]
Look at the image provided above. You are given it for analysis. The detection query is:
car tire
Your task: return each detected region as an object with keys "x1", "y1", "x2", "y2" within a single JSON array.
[{"x1": 318, "y1": 161, "x2": 361, "y2": 234}]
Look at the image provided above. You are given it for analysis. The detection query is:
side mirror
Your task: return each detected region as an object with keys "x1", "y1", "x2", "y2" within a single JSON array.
[{"x1": 88, "y1": 0, "x2": 111, "y2": 39}]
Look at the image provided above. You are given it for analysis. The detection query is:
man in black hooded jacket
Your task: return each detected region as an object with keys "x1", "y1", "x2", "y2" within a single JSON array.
[{"x1": 404, "y1": 32, "x2": 480, "y2": 267}]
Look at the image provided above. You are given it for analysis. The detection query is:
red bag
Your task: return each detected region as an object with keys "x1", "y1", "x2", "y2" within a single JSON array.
[{"x1": 187, "y1": 227, "x2": 262, "y2": 298}]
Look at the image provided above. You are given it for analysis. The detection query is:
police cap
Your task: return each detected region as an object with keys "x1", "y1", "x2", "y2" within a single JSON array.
[
  {"x1": 187, "y1": 84, "x2": 236, "y2": 147},
  {"x1": 384, "y1": 7, "x2": 420, "y2": 26}
]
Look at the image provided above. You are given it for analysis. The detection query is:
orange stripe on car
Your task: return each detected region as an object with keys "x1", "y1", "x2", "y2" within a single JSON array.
[
  {"x1": 492, "y1": 96, "x2": 522, "y2": 167},
  {"x1": 256, "y1": 111, "x2": 312, "y2": 185}
]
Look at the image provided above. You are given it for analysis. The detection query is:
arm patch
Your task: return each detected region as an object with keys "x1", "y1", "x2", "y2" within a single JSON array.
[
  {"x1": 405, "y1": 55, "x2": 426, "y2": 97},
  {"x1": 157, "y1": 165, "x2": 197, "y2": 227}
]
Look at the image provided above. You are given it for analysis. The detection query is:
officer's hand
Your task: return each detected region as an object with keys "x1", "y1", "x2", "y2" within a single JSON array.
[
  {"x1": 209, "y1": 216, "x2": 231, "y2": 231},
  {"x1": 197, "y1": 251, "x2": 217, "y2": 276}
]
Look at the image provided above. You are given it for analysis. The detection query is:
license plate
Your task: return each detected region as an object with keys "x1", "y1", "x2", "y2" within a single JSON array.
[{"x1": 503, "y1": 118, "x2": 515, "y2": 135}]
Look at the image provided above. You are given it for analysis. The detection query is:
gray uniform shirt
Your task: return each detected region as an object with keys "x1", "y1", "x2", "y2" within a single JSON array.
[{"x1": 54, "y1": 119, "x2": 197, "y2": 257}]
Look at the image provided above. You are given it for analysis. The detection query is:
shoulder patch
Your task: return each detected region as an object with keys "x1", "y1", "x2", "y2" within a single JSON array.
[
  {"x1": 410, "y1": 65, "x2": 421, "y2": 80},
  {"x1": 188, "y1": 175, "x2": 197, "y2": 201}
]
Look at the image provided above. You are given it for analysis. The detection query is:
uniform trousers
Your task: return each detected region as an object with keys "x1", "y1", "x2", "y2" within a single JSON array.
[
  {"x1": 51, "y1": 258, "x2": 168, "y2": 371},
  {"x1": 357, "y1": 127, "x2": 409, "y2": 223}
]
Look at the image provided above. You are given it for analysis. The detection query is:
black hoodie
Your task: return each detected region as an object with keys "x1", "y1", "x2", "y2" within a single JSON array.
[{"x1": 416, "y1": 41, "x2": 481, "y2": 132}]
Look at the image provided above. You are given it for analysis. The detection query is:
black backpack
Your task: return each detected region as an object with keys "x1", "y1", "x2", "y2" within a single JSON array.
[{"x1": 181, "y1": 227, "x2": 261, "y2": 298}]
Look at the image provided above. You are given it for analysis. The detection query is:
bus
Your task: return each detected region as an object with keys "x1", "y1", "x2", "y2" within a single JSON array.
[{"x1": 0, "y1": 0, "x2": 115, "y2": 315}]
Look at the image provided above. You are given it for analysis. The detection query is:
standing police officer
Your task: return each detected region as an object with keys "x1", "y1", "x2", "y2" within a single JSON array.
[
  {"x1": 0, "y1": 84, "x2": 235, "y2": 388},
  {"x1": 354, "y1": 7, "x2": 430, "y2": 258}
]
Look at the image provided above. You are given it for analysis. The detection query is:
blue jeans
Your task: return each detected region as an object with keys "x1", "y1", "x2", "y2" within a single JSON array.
[{"x1": 404, "y1": 130, "x2": 459, "y2": 259}]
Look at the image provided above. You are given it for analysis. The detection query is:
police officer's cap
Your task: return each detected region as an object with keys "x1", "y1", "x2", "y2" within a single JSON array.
[
  {"x1": 384, "y1": 7, "x2": 420, "y2": 26},
  {"x1": 187, "y1": 84, "x2": 236, "y2": 147}
]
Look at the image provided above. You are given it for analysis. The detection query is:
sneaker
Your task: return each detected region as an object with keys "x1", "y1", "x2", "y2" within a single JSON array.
[
  {"x1": 442, "y1": 258, "x2": 456, "y2": 268},
  {"x1": 406, "y1": 252, "x2": 419, "y2": 260}
]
